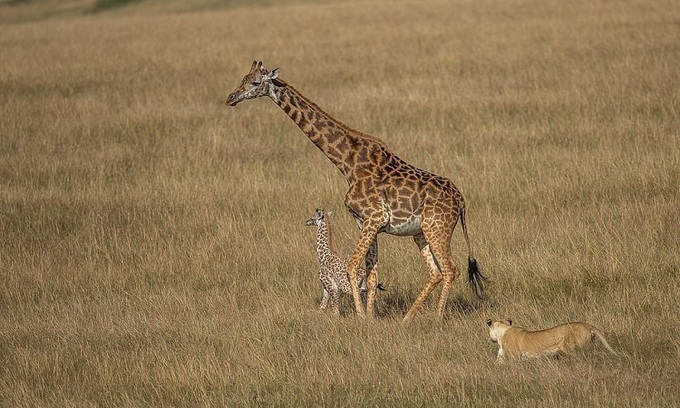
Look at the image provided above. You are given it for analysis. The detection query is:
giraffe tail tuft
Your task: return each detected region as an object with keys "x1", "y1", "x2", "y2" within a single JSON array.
[
  {"x1": 467, "y1": 257, "x2": 486, "y2": 298},
  {"x1": 460, "y1": 206, "x2": 486, "y2": 299}
]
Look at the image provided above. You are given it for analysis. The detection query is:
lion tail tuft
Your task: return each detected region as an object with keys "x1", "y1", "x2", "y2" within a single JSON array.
[{"x1": 592, "y1": 328, "x2": 617, "y2": 355}]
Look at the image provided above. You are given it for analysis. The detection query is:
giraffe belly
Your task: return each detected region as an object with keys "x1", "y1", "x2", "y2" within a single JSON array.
[{"x1": 384, "y1": 213, "x2": 422, "y2": 236}]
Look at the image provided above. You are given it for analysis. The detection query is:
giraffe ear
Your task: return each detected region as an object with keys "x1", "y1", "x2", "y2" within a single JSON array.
[{"x1": 268, "y1": 68, "x2": 280, "y2": 80}]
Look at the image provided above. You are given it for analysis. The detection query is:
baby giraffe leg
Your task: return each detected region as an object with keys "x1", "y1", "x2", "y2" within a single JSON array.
[{"x1": 319, "y1": 286, "x2": 330, "y2": 312}]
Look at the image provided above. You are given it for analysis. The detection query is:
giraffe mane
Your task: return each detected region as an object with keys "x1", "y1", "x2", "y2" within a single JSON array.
[
  {"x1": 324, "y1": 212, "x2": 337, "y2": 254},
  {"x1": 275, "y1": 78, "x2": 389, "y2": 148}
]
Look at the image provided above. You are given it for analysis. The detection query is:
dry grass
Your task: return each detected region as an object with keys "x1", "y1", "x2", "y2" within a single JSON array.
[{"x1": 1, "y1": 0, "x2": 679, "y2": 405}]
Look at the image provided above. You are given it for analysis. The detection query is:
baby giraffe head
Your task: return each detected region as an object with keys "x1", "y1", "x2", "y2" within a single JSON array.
[
  {"x1": 226, "y1": 61, "x2": 281, "y2": 106},
  {"x1": 305, "y1": 209, "x2": 333, "y2": 227}
]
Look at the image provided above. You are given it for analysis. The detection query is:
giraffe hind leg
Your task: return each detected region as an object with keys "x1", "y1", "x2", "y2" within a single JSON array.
[
  {"x1": 421, "y1": 218, "x2": 458, "y2": 318},
  {"x1": 403, "y1": 234, "x2": 443, "y2": 323},
  {"x1": 428, "y1": 239, "x2": 459, "y2": 318}
]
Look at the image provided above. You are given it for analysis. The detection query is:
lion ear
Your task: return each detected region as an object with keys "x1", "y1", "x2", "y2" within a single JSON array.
[
  {"x1": 486, "y1": 319, "x2": 492, "y2": 327},
  {"x1": 507, "y1": 319, "x2": 513, "y2": 326}
]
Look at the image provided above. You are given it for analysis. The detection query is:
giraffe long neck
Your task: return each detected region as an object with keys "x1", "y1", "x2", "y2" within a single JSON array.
[
  {"x1": 315, "y1": 220, "x2": 334, "y2": 262},
  {"x1": 271, "y1": 80, "x2": 381, "y2": 179}
]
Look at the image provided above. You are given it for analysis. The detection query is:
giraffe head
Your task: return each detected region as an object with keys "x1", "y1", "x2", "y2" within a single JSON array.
[
  {"x1": 305, "y1": 209, "x2": 333, "y2": 227},
  {"x1": 226, "y1": 61, "x2": 281, "y2": 106}
]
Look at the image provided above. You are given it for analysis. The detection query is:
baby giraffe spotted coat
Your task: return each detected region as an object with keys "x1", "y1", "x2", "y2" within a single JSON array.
[{"x1": 306, "y1": 209, "x2": 382, "y2": 315}]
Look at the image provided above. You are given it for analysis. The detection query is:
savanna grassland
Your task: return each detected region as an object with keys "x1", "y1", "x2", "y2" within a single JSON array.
[{"x1": 1, "y1": 0, "x2": 678, "y2": 406}]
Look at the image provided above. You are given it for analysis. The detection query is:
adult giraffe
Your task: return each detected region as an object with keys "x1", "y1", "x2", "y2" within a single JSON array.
[{"x1": 226, "y1": 61, "x2": 485, "y2": 322}]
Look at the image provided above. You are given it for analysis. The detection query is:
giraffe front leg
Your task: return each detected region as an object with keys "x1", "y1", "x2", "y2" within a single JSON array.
[
  {"x1": 347, "y1": 258, "x2": 367, "y2": 318},
  {"x1": 347, "y1": 224, "x2": 380, "y2": 318},
  {"x1": 365, "y1": 269, "x2": 379, "y2": 318},
  {"x1": 364, "y1": 239, "x2": 379, "y2": 318}
]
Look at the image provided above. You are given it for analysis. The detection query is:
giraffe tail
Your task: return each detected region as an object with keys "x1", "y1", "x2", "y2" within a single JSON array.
[
  {"x1": 361, "y1": 282, "x2": 388, "y2": 292},
  {"x1": 460, "y1": 207, "x2": 486, "y2": 298},
  {"x1": 468, "y1": 257, "x2": 485, "y2": 298}
]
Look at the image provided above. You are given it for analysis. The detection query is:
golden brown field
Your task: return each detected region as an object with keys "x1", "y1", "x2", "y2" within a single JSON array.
[{"x1": 1, "y1": 0, "x2": 678, "y2": 405}]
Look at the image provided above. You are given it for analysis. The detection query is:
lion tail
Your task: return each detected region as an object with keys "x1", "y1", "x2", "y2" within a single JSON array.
[
  {"x1": 592, "y1": 328, "x2": 617, "y2": 355},
  {"x1": 460, "y1": 206, "x2": 486, "y2": 298}
]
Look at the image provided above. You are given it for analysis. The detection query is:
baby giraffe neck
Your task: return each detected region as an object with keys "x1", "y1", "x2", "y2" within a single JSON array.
[{"x1": 316, "y1": 221, "x2": 334, "y2": 261}]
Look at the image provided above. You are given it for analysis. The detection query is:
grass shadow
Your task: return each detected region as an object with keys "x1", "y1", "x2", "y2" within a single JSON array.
[
  {"x1": 91, "y1": 0, "x2": 141, "y2": 13},
  {"x1": 444, "y1": 295, "x2": 490, "y2": 315},
  {"x1": 374, "y1": 286, "x2": 493, "y2": 319}
]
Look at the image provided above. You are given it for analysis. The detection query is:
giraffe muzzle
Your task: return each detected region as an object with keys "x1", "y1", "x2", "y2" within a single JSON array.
[{"x1": 226, "y1": 92, "x2": 240, "y2": 106}]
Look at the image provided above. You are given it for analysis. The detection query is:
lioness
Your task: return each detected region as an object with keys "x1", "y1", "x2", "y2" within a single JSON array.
[{"x1": 487, "y1": 319, "x2": 616, "y2": 362}]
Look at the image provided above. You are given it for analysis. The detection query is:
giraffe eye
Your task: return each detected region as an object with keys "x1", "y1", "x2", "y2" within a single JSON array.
[{"x1": 251, "y1": 81, "x2": 261, "y2": 86}]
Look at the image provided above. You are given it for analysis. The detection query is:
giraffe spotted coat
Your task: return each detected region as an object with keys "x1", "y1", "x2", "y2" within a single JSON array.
[
  {"x1": 306, "y1": 209, "x2": 368, "y2": 314},
  {"x1": 227, "y1": 62, "x2": 484, "y2": 322}
]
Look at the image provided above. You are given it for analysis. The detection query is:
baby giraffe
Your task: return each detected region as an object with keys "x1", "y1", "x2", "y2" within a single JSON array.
[{"x1": 306, "y1": 209, "x2": 384, "y2": 315}]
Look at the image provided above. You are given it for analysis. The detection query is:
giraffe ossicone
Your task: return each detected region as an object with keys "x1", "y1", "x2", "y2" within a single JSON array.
[{"x1": 227, "y1": 61, "x2": 485, "y2": 322}]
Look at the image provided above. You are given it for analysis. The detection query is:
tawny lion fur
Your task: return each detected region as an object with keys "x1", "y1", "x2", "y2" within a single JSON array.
[{"x1": 487, "y1": 319, "x2": 616, "y2": 362}]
